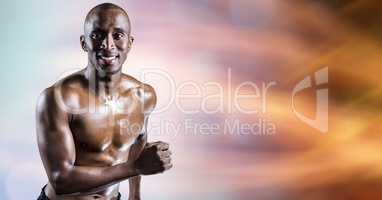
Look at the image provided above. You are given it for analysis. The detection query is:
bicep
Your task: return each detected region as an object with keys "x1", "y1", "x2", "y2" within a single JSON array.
[
  {"x1": 36, "y1": 87, "x2": 75, "y2": 181},
  {"x1": 128, "y1": 83, "x2": 155, "y2": 159},
  {"x1": 138, "y1": 83, "x2": 156, "y2": 137},
  {"x1": 141, "y1": 83, "x2": 157, "y2": 115},
  {"x1": 136, "y1": 83, "x2": 156, "y2": 139}
]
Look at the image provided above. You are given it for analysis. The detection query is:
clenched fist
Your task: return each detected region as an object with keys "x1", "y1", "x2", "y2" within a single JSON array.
[{"x1": 134, "y1": 141, "x2": 173, "y2": 175}]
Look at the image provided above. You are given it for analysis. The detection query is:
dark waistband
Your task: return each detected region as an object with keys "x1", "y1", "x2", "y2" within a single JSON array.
[{"x1": 37, "y1": 185, "x2": 122, "y2": 200}]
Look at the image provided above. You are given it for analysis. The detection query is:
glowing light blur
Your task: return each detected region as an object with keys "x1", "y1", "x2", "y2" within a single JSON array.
[{"x1": 0, "y1": 0, "x2": 381, "y2": 199}]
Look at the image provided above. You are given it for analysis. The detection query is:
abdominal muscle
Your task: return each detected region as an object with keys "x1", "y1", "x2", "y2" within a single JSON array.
[
  {"x1": 44, "y1": 183, "x2": 120, "y2": 200},
  {"x1": 45, "y1": 144, "x2": 134, "y2": 200}
]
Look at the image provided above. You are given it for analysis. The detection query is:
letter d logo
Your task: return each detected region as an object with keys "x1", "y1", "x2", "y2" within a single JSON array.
[{"x1": 292, "y1": 67, "x2": 328, "y2": 133}]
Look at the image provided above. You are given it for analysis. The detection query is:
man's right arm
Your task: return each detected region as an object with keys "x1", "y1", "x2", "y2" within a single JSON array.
[{"x1": 36, "y1": 86, "x2": 139, "y2": 195}]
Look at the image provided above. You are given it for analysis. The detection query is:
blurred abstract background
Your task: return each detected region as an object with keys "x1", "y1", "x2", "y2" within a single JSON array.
[{"x1": 1, "y1": 0, "x2": 382, "y2": 199}]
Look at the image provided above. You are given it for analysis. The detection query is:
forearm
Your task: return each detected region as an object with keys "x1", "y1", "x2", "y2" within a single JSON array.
[
  {"x1": 52, "y1": 161, "x2": 138, "y2": 195},
  {"x1": 129, "y1": 175, "x2": 141, "y2": 199},
  {"x1": 128, "y1": 133, "x2": 147, "y2": 199}
]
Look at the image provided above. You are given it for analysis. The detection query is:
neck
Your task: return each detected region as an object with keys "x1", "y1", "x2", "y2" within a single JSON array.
[{"x1": 85, "y1": 64, "x2": 122, "y2": 97}]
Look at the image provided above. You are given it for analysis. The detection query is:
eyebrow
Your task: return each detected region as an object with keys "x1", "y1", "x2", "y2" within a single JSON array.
[
  {"x1": 114, "y1": 27, "x2": 128, "y2": 33},
  {"x1": 89, "y1": 27, "x2": 104, "y2": 34},
  {"x1": 88, "y1": 26, "x2": 129, "y2": 35}
]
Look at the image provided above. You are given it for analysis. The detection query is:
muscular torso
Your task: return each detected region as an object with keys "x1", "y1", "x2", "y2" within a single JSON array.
[{"x1": 45, "y1": 71, "x2": 148, "y2": 200}]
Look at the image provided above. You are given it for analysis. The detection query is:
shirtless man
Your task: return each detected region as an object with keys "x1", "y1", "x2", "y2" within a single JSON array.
[{"x1": 36, "y1": 3, "x2": 172, "y2": 200}]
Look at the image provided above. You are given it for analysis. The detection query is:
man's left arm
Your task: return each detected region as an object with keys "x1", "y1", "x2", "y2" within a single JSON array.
[
  {"x1": 128, "y1": 83, "x2": 157, "y2": 200},
  {"x1": 128, "y1": 130, "x2": 147, "y2": 200}
]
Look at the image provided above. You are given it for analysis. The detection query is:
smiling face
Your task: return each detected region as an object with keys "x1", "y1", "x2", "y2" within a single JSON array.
[{"x1": 81, "y1": 6, "x2": 133, "y2": 75}]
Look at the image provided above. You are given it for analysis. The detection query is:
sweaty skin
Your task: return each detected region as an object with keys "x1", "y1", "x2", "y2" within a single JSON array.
[{"x1": 36, "y1": 3, "x2": 172, "y2": 200}]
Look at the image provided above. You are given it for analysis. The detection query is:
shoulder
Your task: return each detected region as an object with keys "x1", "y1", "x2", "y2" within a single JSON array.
[
  {"x1": 37, "y1": 70, "x2": 86, "y2": 114},
  {"x1": 121, "y1": 73, "x2": 157, "y2": 114},
  {"x1": 36, "y1": 86, "x2": 69, "y2": 125},
  {"x1": 36, "y1": 86, "x2": 55, "y2": 114},
  {"x1": 54, "y1": 70, "x2": 87, "y2": 95}
]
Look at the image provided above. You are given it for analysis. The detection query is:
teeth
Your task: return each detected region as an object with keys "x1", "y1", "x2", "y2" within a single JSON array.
[{"x1": 101, "y1": 56, "x2": 116, "y2": 60}]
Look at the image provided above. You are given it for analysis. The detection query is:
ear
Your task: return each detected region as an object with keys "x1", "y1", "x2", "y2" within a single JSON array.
[
  {"x1": 80, "y1": 35, "x2": 88, "y2": 52},
  {"x1": 128, "y1": 35, "x2": 134, "y2": 48}
]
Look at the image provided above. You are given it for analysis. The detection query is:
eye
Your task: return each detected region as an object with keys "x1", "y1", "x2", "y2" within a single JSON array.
[
  {"x1": 90, "y1": 32, "x2": 102, "y2": 40},
  {"x1": 113, "y1": 32, "x2": 125, "y2": 40}
]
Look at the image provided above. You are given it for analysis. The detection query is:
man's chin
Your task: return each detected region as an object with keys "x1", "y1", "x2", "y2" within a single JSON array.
[{"x1": 96, "y1": 64, "x2": 122, "y2": 75}]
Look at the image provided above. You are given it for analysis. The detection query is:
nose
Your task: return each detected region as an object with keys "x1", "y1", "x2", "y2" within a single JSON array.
[{"x1": 100, "y1": 34, "x2": 115, "y2": 50}]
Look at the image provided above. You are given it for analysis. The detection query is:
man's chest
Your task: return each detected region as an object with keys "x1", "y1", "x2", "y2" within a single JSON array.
[{"x1": 68, "y1": 94, "x2": 145, "y2": 152}]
